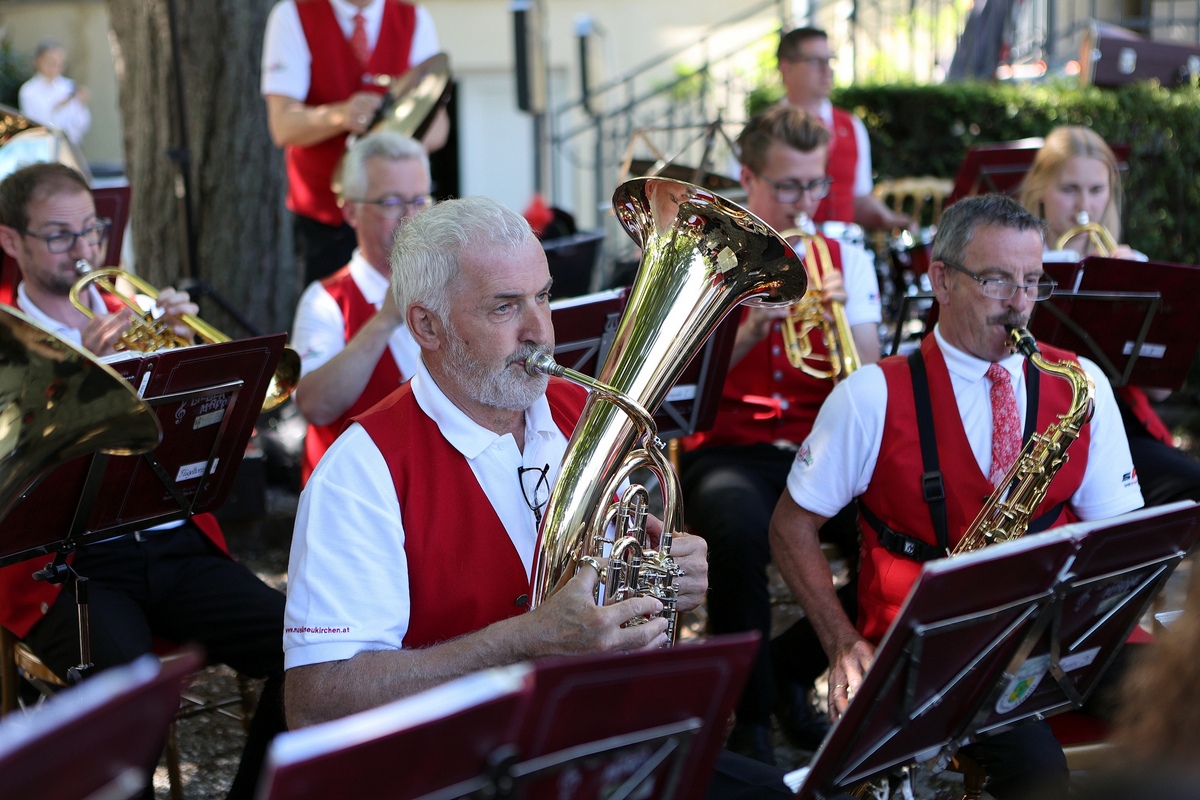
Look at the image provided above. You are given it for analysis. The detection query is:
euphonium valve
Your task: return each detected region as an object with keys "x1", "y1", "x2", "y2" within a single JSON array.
[
  {"x1": 527, "y1": 177, "x2": 806, "y2": 643},
  {"x1": 777, "y1": 214, "x2": 861, "y2": 382},
  {"x1": 69, "y1": 263, "x2": 300, "y2": 412},
  {"x1": 1054, "y1": 211, "x2": 1117, "y2": 256}
]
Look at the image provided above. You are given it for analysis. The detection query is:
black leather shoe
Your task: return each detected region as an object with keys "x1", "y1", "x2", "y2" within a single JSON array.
[
  {"x1": 725, "y1": 721, "x2": 776, "y2": 766},
  {"x1": 774, "y1": 682, "x2": 831, "y2": 751}
]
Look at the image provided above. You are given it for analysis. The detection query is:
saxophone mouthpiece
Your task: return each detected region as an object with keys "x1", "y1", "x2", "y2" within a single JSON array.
[
  {"x1": 1007, "y1": 326, "x2": 1040, "y2": 358},
  {"x1": 524, "y1": 351, "x2": 562, "y2": 378},
  {"x1": 74, "y1": 259, "x2": 92, "y2": 275}
]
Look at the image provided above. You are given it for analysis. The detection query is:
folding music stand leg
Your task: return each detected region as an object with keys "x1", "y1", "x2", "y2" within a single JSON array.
[{"x1": 31, "y1": 552, "x2": 94, "y2": 683}]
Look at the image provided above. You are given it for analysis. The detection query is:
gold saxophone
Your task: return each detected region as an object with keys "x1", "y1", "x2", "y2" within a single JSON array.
[
  {"x1": 951, "y1": 327, "x2": 1094, "y2": 555},
  {"x1": 525, "y1": 177, "x2": 807, "y2": 642},
  {"x1": 1054, "y1": 211, "x2": 1117, "y2": 256},
  {"x1": 777, "y1": 214, "x2": 860, "y2": 382}
]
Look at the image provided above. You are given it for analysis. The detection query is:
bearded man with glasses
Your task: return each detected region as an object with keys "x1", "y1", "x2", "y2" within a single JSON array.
[
  {"x1": 768, "y1": 194, "x2": 1144, "y2": 800},
  {"x1": 290, "y1": 130, "x2": 432, "y2": 484}
]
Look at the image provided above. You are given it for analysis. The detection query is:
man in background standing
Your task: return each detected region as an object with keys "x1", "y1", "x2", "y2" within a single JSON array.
[{"x1": 19, "y1": 39, "x2": 91, "y2": 147}]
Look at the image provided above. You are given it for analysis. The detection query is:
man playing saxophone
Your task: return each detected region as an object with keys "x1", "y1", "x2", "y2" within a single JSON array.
[
  {"x1": 679, "y1": 104, "x2": 881, "y2": 762},
  {"x1": 769, "y1": 194, "x2": 1144, "y2": 800}
]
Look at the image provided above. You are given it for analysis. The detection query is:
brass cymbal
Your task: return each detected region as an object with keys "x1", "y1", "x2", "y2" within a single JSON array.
[{"x1": 368, "y1": 52, "x2": 451, "y2": 141}]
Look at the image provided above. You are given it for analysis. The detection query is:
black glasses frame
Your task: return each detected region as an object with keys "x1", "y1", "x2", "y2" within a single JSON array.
[
  {"x1": 21, "y1": 218, "x2": 113, "y2": 254},
  {"x1": 754, "y1": 173, "x2": 833, "y2": 204},
  {"x1": 517, "y1": 463, "x2": 551, "y2": 528},
  {"x1": 347, "y1": 194, "x2": 432, "y2": 219},
  {"x1": 941, "y1": 259, "x2": 1057, "y2": 302}
]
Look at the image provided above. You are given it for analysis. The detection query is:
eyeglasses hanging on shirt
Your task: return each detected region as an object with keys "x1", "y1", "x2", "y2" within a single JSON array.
[{"x1": 518, "y1": 463, "x2": 551, "y2": 528}]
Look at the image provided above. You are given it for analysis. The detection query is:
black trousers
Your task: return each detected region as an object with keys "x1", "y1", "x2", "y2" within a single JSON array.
[
  {"x1": 681, "y1": 443, "x2": 858, "y2": 725},
  {"x1": 959, "y1": 720, "x2": 1069, "y2": 800},
  {"x1": 294, "y1": 213, "x2": 357, "y2": 286},
  {"x1": 1128, "y1": 433, "x2": 1200, "y2": 506},
  {"x1": 22, "y1": 523, "x2": 286, "y2": 800}
]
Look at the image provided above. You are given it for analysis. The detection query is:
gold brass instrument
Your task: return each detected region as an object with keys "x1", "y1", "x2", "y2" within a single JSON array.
[
  {"x1": 1, "y1": 306, "x2": 160, "y2": 522},
  {"x1": 1053, "y1": 211, "x2": 1117, "y2": 256},
  {"x1": 951, "y1": 327, "x2": 1094, "y2": 555},
  {"x1": 777, "y1": 214, "x2": 861, "y2": 382},
  {"x1": 525, "y1": 177, "x2": 806, "y2": 642},
  {"x1": 69, "y1": 263, "x2": 300, "y2": 412}
]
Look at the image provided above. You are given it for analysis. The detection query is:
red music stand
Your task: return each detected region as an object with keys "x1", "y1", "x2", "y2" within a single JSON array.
[
  {"x1": 946, "y1": 140, "x2": 1130, "y2": 206},
  {"x1": 550, "y1": 289, "x2": 740, "y2": 440},
  {"x1": 256, "y1": 632, "x2": 760, "y2": 800},
  {"x1": 1032, "y1": 257, "x2": 1200, "y2": 390},
  {"x1": 786, "y1": 502, "x2": 1200, "y2": 798},
  {"x1": 0, "y1": 647, "x2": 201, "y2": 800}
]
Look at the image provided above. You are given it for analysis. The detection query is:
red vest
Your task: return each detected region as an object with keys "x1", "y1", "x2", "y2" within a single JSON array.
[
  {"x1": 0, "y1": 513, "x2": 227, "y2": 639},
  {"x1": 856, "y1": 335, "x2": 1090, "y2": 642},
  {"x1": 814, "y1": 106, "x2": 859, "y2": 224},
  {"x1": 684, "y1": 236, "x2": 843, "y2": 450},
  {"x1": 301, "y1": 265, "x2": 404, "y2": 484},
  {"x1": 288, "y1": 0, "x2": 416, "y2": 225},
  {"x1": 354, "y1": 378, "x2": 587, "y2": 648}
]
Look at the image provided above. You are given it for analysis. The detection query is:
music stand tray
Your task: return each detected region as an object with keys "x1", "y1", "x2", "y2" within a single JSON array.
[
  {"x1": 550, "y1": 290, "x2": 739, "y2": 440},
  {"x1": 0, "y1": 648, "x2": 201, "y2": 800},
  {"x1": 0, "y1": 334, "x2": 285, "y2": 568},
  {"x1": 789, "y1": 502, "x2": 1200, "y2": 798},
  {"x1": 257, "y1": 633, "x2": 760, "y2": 800}
]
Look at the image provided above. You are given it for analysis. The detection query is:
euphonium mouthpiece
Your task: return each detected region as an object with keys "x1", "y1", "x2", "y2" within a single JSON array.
[
  {"x1": 524, "y1": 351, "x2": 562, "y2": 378},
  {"x1": 74, "y1": 259, "x2": 92, "y2": 275}
]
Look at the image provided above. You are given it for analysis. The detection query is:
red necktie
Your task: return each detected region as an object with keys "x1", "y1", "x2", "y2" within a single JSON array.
[
  {"x1": 987, "y1": 363, "x2": 1022, "y2": 487},
  {"x1": 350, "y1": 13, "x2": 371, "y2": 67}
]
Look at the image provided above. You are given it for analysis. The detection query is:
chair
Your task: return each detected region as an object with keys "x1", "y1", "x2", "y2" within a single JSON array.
[
  {"x1": 0, "y1": 627, "x2": 254, "y2": 800},
  {"x1": 874, "y1": 176, "x2": 954, "y2": 228}
]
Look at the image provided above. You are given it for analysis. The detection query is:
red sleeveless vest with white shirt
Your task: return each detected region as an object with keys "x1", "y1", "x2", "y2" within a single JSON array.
[
  {"x1": 354, "y1": 378, "x2": 587, "y2": 648},
  {"x1": 855, "y1": 335, "x2": 1090, "y2": 642},
  {"x1": 814, "y1": 106, "x2": 858, "y2": 224},
  {"x1": 289, "y1": 0, "x2": 416, "y2": 225},
  {"x1": 301, "y1": 264, "x2": 404, "y2": 484}
]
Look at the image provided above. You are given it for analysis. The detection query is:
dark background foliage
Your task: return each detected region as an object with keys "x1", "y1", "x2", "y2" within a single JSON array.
[{"x1": 752, "y1": 80, "x2": 1200, "y2": 265}]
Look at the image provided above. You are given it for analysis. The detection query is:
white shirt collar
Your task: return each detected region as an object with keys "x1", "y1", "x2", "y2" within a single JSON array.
[
  {"x1": 347, "y1": 250, "x2": 390, "y2": 305},
  {"x1": 329, "y1": 0, "x2": 384, "y2": 34},
  {"x1": 409, "y1": 357, "x2": 559, "y2": 461},
  {"x1": 933, "y1": 323, "x2": 1024, "y2": 384}
]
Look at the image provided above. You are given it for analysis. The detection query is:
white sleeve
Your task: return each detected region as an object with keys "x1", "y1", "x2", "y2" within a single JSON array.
[
  {"x1": 409, "y1": 5, "x2": 441, "y2": 66},
  {"x1": 1068, "y1": 358, "x2": 1145, "y2": 520},
  {"x1": 18, "y1": 79, "x2": 54, "y2": 127},
  {"x1": 261, "y1": 0, "x2": 312, "y2": 100},
  {"x1": 291, "y1": 281, "x2": 349, "y2": 377},
  {"x1": 284, "y1": 424, "x2": 410, "y2": 669},
  {"x1": 851, "y1": 114, "x2": 874, "y2": 197},
  {"x1": 786, "y1": 364, "x2": 887, "y2": 518},
  {"x1": 839, "y1": 242, "x2": 882, "y2": 326}
]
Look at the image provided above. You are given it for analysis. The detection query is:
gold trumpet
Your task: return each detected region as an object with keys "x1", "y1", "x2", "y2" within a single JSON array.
[
  {"x1": 69, "y1": 262, "x2": 300, "y2": 412},
  {"x1": 1054, "y1": 211, "x2": 1117, "y2": 256},
  {"x1": 777, "y1": 215, "x2": 860, "y2": 382}
]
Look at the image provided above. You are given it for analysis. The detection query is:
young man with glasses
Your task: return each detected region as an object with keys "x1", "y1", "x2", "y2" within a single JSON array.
[
  {"x1": 678, "y1": 104, "x2": 882, "y2": 764},
  {"x1": 0, "y1": 162, "x2": 288, "y2": 800},
  {"x1": 777, "y1": 27, "x2": 912, "y2": 232},
  {"x1": 290, "y1": 131, "x2": 431, "y2": 483},
  {"x1": 768, "y1": 194, "x2": 1144, "y2": 800}
]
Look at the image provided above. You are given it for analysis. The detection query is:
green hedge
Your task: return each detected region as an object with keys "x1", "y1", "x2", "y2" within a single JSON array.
[{"x1": 751, "y1": 81, "x2": 1200, "y2": 265}]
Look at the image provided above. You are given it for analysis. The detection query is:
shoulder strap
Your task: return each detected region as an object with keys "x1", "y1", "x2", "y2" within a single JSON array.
[{"x1": 907, "y1": 348, "x2": 948, "y2": 553}]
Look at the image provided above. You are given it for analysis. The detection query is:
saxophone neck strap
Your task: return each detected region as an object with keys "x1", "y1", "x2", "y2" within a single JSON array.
[
  {"x1": 859, "y1": 499, "x2": 944, "y2": 563},
  {"x1": 907, "y1": 348, "x2": 949, "y2": 553}
]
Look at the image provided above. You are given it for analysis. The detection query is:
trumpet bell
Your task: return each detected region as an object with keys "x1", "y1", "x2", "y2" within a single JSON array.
[{"x1": 0, "y1": 307, "x2": 161, "y2": 522}]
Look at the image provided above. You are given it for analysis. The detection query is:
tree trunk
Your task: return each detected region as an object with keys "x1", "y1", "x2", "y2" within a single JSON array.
[{"x1": 106, "y1": 0, "x2": 295, "y2": 336}]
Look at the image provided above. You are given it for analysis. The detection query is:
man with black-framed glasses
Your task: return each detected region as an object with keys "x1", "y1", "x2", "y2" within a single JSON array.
[
  {"x1": 776, "y1": 27, "x2": 912, "y2": 232},
  {"x1": 769, "y1": 194, "x2": 1143, "y2": 800},
  {"x1": 291, "y1": 130, "x2": 431, "y2": 483}
]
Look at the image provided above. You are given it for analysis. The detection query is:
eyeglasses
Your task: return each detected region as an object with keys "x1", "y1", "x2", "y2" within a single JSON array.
[
  {"x1": 349, "y1": 194, "x2": 433, "y2": 219},
  {"x1": 754, "y1": 174, "x2": 833, "y2": 203},
  {"x1": 21, "y1": 218, "x2": 112, "y2": 254},
  {"x1": 788, "y1": 55, "x2": 836, "y2": 69},
  {"x1": 941, "y1": 259, "x2": 1057, "y2": 301},
  {"x1": 518, "y1": 463, "x2": 550, "y2": 528}
]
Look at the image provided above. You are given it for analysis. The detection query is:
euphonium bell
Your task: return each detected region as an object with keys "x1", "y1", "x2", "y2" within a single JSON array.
[
  {"x1": 69, "y1": 262, "x2": 300, "y2": 412},
  {"x1": 777, "y1": 214, "x2": 861, "y2": 382},
  {"x1": 0, "y1": 306, "x2": 160, "y2": 524},
  {"x1": 525, "y1": 177, "x2": 806, "y2": 642},
  {"x1": 1054, "y1": 211, "x2": 1117, "y2": 256}
]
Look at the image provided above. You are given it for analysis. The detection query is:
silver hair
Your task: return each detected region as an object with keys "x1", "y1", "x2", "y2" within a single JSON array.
[
  {"x1": 339, "y1": 131, "x2": 430, "y2": 200},
  {"x1": 35, "y1": 39, "x2": 65, "y2": 59},
  {"x1": 390, "y1": 196, "x2": 535, "y2": 319},
  {"x1": 931, "y1": 194, "x2": 1046, "y2": 265}
]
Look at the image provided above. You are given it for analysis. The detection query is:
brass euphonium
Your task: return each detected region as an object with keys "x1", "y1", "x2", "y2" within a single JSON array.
[
  {"x1": 525, "y1": 177, "x2": 806, "y2": 642},
  {"x1": 951, "y1": 327, "x2": 1094, "y2": 555},
  {"x1": 777, "y1": 214, "x2": 861, "y2": 382},
  {"x1": 69, "y1": 262, "x2": 300, "y2": 412},
  {"x1": 1, "y1": 306, "x2": 161, "y2": 524},
  {"x1": 1054, "y1": 211, "x2": 1117, "y2": 256}
]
